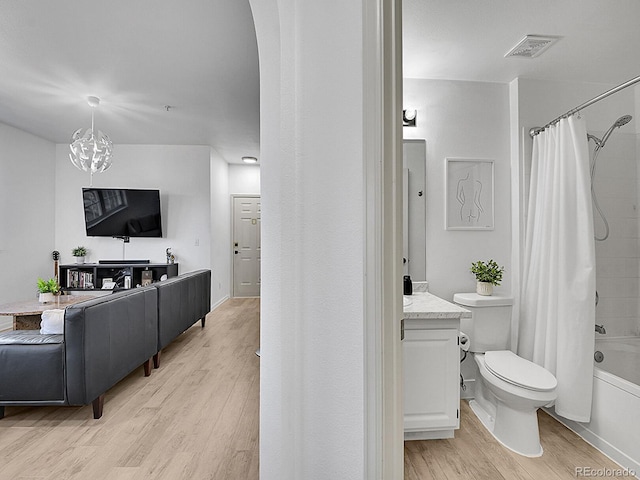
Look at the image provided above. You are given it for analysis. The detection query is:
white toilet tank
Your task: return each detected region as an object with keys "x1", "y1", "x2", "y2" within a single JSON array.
[{"x1": 453, "y1": 293, "x2": 513, "y2": 353}]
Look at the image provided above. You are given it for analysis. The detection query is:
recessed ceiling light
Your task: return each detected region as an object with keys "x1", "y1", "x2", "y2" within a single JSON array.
[
  {"x1": 242, "y1": 156, "x2": 258, "y2": 164},
  {"x1": 505, "y1": 35, "x2": 561, "y2": 59}
]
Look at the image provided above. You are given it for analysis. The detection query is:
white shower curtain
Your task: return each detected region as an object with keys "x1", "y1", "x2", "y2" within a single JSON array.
[{"x1": 518, "y1": 115, "x2": 596, "y2": 422}]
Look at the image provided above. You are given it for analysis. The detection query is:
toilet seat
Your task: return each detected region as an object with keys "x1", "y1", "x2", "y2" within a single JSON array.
[{"x1": 484, "y1": 351, "x2": 557, "y2": 392}]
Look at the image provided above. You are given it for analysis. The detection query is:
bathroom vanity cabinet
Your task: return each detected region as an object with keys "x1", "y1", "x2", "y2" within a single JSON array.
[{"x1": 403, "y1": 292, "x2": 470, "y2": 440}]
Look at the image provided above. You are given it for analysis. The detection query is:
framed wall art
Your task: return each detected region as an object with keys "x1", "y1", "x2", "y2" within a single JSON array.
[{"x1": 445, "y1": 158, "x2": 494, "y2": 230}]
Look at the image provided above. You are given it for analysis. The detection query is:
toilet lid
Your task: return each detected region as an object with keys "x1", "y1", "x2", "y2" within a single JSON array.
[{"x1": 484, "y1": 351, "x2": 557, "y2": 392}]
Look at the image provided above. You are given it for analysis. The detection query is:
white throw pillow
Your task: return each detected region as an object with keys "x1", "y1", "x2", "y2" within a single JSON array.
[{"x1": 40, "y1": 309, "x2": 65, "y2": 334}]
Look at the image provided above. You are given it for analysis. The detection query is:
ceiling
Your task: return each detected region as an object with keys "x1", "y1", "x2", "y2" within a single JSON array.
[
  {"x1": 403, "y1": 0, "x2": 640, "y2": 86},
  {"x1": 1, "y1": 1, "x2": 639, "y2": 165},
  {"x1": 0, "y1": 0, "x2": 259, "y2": 164}
]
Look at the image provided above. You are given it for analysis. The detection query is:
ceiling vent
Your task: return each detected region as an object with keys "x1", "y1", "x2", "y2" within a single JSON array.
[{"x1": 505, "y1": 35, "x2": 560, "y2": 59}]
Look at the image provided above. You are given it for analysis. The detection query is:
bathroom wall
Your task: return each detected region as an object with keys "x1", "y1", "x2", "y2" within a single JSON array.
[
  {"x1": 513, "y1": 78, "x2": 640, "y2": 338},
  {"x1": 404, "y1": 77, "x2": 640, "y2": 395},
  {"x1": 403, "y1": 79, "x2": 511, "y2": 302}
]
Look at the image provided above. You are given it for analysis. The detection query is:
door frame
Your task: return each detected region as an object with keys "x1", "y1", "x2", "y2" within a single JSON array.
[{"x1": 230, "y1": 194, "x2": 261, "y2": 298}]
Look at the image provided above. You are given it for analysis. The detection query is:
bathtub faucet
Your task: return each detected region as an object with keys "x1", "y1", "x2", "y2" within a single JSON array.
[{"x1": 595, "y1": 324, "x2": 606, "y2": 334}]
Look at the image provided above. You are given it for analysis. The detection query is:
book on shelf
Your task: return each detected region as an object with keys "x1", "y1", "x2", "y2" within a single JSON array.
[{"x1": 67, "y1": 270, "x2": 94, "y2": 289}]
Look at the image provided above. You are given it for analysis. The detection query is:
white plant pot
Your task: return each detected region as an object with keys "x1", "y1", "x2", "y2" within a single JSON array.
[
  {"x1": 476, "y1": 281, "x2": 494, "y2": 296},
  {"x1": 75, "y1": 256, "x2": 85, "y2": 264},
  {"x1": 39, "y1": 292, "x2": 54, "y2": 303}
]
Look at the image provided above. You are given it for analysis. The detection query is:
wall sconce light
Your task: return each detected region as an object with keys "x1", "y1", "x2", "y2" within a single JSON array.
[{"x1": 403, "y1": 109, "x2": 417, "y2": 127}]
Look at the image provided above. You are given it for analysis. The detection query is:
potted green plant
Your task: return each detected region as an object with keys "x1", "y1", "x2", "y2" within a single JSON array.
[
  {"x1": 470, "y1": 259, "x2": 504, "y2": 296},
  {"x1": 72, "y1": 246, "x2": 87, "y2": 264},
  {"x1": 37, "y1": 277, "x2": 60, "y2": 303}
]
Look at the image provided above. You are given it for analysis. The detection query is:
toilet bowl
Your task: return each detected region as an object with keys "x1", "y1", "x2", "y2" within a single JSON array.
[
  {"x1": 453, "y1": 293, "x2": 558, "y2": 457},
  {"x1": 471, "y1": 351, "x2": 557, "y2": 457}
]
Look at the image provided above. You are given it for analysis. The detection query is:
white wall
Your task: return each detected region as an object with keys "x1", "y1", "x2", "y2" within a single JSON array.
[
  {"x1": 210, "y1": 149, "x2": 230, "y2": 307},
  {"x1": 251, "y1": 0, "x2": 374, "y2": 478},
  {"x1": 0, "y1": 123, "x2": 56, "y2": 330},
  {"x1": 1, "y1": 128, "x2": 238, "y2": 321},
  {"x1": 514, "y1": 78, "x2": 640, "y2": 337},
  {"x1": 54, "y1": 144, "x2": 212, "y2": 281},
  {"x1": 229, "y1": 164, "x2": 260, "y2": 194},
  {"x1": 403, "y1": 79, "x2": 512, "y2": 302}
]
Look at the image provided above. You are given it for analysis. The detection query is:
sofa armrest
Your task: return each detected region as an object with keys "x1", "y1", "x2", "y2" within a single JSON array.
[{"x1": 0, "y1": 331, "x2": 65, "y2": 405}]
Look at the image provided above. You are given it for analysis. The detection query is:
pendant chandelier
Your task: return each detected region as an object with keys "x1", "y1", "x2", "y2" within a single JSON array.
[{"x1": 69, "y1": 96, "x2": 113, "y2": 185}]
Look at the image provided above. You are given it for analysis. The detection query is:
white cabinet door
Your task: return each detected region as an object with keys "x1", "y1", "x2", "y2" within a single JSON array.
[{"x1": 403, "y1": 327, "x2": 459, "y2": 434}]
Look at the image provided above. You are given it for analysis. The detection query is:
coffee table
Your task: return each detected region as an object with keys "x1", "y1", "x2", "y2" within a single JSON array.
[{"x1": 0, "y1": 295, "x2": 94, "y2": 330}]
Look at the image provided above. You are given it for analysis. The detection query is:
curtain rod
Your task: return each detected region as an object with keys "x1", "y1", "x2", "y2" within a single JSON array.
[{"x1": 529, "y1": 74, "x2": 640, "y2": 137}]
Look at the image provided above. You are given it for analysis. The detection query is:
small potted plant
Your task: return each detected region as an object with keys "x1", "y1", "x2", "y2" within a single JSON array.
[
  {"x1": 470, "y1": 259, "x2": 504, "y2": 296},
  {"x1": 72, "y1": 246, "x2": 87, "y2": 264},
  {"x1": 37, "y1": 278, "x2": 60, "y2": 303}
]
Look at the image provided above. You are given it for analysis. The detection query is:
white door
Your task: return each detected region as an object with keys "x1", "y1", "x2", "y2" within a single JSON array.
[{"x1": 232, "y1": 196, "x2": 261, "y2": 297}]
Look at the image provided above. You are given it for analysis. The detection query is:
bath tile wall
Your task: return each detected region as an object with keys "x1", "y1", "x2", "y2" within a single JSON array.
[{"x1": 592, "y1": 131, "x2": 640, "y2": 337}]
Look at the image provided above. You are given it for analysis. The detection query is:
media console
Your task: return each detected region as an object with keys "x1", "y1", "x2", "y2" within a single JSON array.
[{"x1": 59, "y1": 262, "x2": 178, "y2": 291}]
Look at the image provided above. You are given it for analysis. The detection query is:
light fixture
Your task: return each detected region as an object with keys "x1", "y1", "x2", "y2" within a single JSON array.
[
  {"x1": 69, "y1": 96, "x2": 113, "y2": 186},
  {"x1": 403, "y1": 109, "x2": 417, "y2": 127},
  {"x1": 242, "y1": 156, "x2": 258, "y2": 164}
]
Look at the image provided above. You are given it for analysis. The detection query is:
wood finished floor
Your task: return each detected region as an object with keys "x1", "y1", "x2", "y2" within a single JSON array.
[
  {"x1": 0, "y1": 297, "x2": 627, "y2": 479},
  {"x1": 0, "y1": 297, "x2": 260, "y2": 480},
  {"x1": 405, "y1": 400, "x2": 626, "y2": 480}
]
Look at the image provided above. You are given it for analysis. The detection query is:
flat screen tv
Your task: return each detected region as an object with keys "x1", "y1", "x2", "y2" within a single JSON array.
[{"x1": 82, "y1": 188, "x2": 163, "y2": 238}]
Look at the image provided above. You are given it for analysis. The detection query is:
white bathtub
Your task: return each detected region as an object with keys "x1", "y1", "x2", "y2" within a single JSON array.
[{"x1": 548, "y1": 337, "x2": 640, "y2": 477}]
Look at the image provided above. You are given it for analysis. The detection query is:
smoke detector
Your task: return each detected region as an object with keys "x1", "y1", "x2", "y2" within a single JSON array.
[{"x1": 505, "y1": 35, "x2": 560, "y2": 58}]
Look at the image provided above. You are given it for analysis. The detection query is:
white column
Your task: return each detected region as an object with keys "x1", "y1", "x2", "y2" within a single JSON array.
[{"x1": 251, "y1": 0, "x2": 403, "y2": 478}]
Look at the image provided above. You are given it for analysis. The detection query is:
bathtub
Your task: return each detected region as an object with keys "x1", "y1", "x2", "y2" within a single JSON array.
[{"x1": 547, "y1": 337, "x2": 640, "y2": 477}]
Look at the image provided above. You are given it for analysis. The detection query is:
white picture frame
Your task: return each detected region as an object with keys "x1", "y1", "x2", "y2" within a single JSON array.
[{"x1": 445, "y1": 158, "x2": 494, "y2": 230}]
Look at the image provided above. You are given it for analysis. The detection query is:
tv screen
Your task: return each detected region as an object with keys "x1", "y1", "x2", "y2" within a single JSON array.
[{"x1": 82, "y1": 188, "x2": 163, "y2": 237}]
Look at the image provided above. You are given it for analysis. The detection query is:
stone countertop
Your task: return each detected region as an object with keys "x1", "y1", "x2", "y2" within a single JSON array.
[
  {"x1": 0, "y1": 295, "x2": 93, "y2": 316},
  {"x1": 403, "y1": 291, "x2": 471, "y2": 319}
]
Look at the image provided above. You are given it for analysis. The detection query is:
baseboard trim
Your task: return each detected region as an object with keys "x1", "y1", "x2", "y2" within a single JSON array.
[{"x1": 210, "y1": 295, "x2": 230, "y2": 312}]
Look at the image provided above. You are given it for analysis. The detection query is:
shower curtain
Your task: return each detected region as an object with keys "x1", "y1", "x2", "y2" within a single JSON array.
[{"x1": 518, "y1": 115, "x2": 596, "y2": 422}]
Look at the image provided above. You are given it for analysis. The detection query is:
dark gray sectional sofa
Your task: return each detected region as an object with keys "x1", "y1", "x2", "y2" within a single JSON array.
[
  {"x1": 0, "y1": 269, "x2": 211, "y2": 419},
  {"x1": 154, "y1": 269, "x2": 211, "y2": 368}
]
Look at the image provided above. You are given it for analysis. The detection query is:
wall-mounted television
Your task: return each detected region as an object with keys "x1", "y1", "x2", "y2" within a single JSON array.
[{"x1": 82, "y1": 188, "x2": 163, "y2": 238}]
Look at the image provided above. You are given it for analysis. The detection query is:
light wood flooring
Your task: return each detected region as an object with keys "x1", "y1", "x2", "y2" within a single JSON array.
[
  {"x1": 0, "y1": 297, "x2": 260, "y2": 480},
  {"x1": 0, "y1": 298, "x2": 628, "y2": 479},
  {"x1": 405, "y1": 400, "x2": 626, "y2": 480}
]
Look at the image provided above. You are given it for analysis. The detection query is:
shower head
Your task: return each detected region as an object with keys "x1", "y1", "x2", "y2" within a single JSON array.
[
  {"x1": 597, "y1": 114, "x2": 633, "y2": 147},
  {"x1": 614, "y1": 115, "x2": 633, "y2": 127}
]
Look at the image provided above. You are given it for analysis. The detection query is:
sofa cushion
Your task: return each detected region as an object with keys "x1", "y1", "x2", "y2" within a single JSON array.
[{"x1": 0, "y1": 330, "x2": 63, "y2": 345}]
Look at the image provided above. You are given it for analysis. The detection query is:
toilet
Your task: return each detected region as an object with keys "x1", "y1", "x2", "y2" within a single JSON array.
[{"x1": 453, "y1": 293, "x2": 557, "y2": 457}]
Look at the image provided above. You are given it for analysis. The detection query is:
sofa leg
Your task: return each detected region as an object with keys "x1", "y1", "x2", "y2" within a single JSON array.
[
  {"x1": 153, "y1": 351, "x2": 161, "y2": 369},
  {"x1": 92, "y1": 395, "x2": 104, "y2": 419},
  {"x1": 0, "y1": 406, "x2": 4, "y2": 419},
  {"x1": 143, "y1": 358, "x2": 152, "y2": 377},
  {"x1": 201, "y1": 317, "x2": 206, "y2": 328}
]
